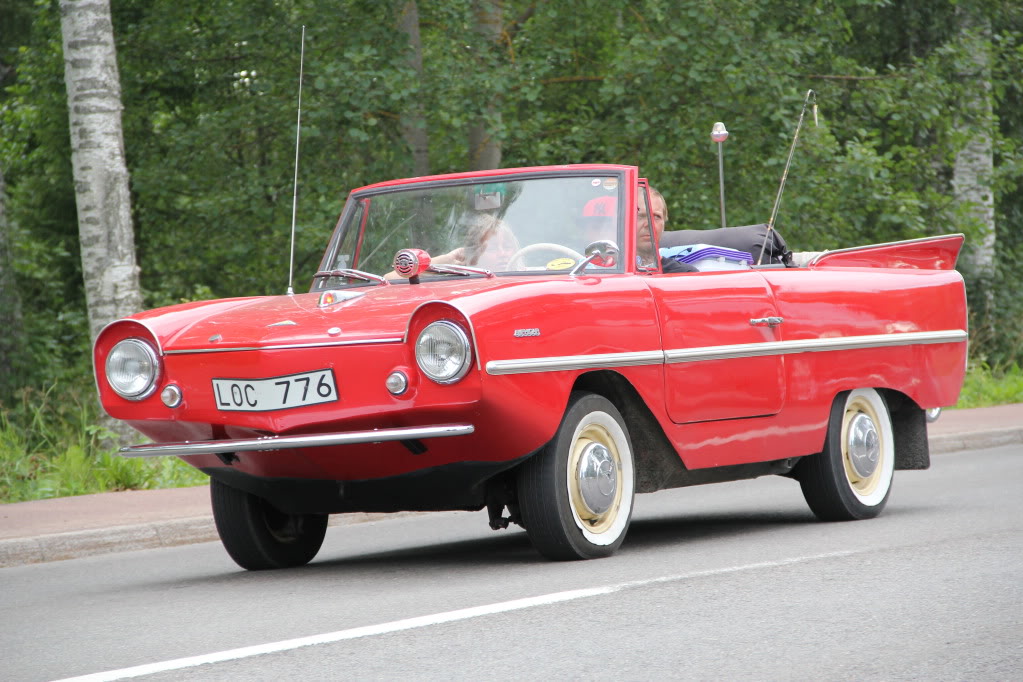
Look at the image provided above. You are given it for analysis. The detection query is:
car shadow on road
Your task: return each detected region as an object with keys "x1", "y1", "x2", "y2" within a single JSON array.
[
  {"x1": 140, "y1": 503, "x2": 926, "y2": 590},
  {"x1": 307, "y1": 508, "x2": 826, "y2": 571},
  {"x1": 311, "y1": 530, "x2": 540, "y2": 571},
  {"x1": 230, "y1": 509, "x2": 823, "y2": 580},
  {"x1": 622, "y1": 509, "x2": 816, "y2": 551}
]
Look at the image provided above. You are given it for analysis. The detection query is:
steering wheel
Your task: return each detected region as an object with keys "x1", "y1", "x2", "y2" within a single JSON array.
[{"x1": 506, "y1": 243, "x2": 586, "y2": 270}]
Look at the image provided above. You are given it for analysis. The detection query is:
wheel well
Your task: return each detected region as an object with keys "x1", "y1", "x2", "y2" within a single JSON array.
[{"x1": 572, "y1": 370, "x2": 688, "y2": 493}]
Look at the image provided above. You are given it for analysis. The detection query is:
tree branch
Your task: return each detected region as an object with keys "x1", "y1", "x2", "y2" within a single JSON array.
[{"x1": 793, "y1": 73, "x2": 902, "y2": 81}]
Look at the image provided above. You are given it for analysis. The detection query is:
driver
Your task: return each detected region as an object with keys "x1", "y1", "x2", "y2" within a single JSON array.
[
  {"x1": 640, "y1": 187, "x2": 696, "y2": 273},
  {"x1": 579, "y1": 193, "x2": 695, "y2": 273},
  {"x1": 451, "y1": 214, "x2": 520, "y2": 270}
]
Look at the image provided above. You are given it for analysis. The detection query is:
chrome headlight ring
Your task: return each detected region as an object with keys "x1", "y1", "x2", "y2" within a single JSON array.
[
  {"x1": 106, "y1": 338, "x2": 161, "y2": 400},
  {"x1": 415, "y1": 320, "x2": 472, "y2": 385}
]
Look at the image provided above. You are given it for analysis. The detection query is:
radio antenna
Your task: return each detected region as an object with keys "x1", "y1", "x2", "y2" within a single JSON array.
[
  {"x1": 757, "y1": 89, "x2": 817, "y2": 265},
  {"x1": 286, "y1": 25, "x2": 306, "y2": 295}
]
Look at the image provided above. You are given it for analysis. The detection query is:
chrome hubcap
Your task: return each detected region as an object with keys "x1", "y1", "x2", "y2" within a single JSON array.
[
  {"x1": 846, "y1": 412, "x2": 880, "y2": 479},
  {"x1": 576, "y1": 442, "x2": 617, "y2": 515}
]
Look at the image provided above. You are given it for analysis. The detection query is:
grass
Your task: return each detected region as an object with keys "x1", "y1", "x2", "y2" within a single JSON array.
[
  {"x1": 955, "y1": 362, "x2": 1023, "y2": 409},
  {"x1": 2, "y1": 364, "x2": 1021, "y2": 504},
  {"x1": 0, "y1": 384, "x2": 207, "y2": 503}
]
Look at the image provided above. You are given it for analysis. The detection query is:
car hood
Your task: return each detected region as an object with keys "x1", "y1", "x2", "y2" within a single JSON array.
[{"x1": 129, "y1": 278, "x2": 541, "y2": 353}]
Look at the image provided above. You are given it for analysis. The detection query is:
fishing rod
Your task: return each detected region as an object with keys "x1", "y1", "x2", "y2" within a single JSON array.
[
  {"x1": 286, "y1": 25, "x2": 306, "y2": 296},
  {"x1": 756, "y1": 89, "x2": 818, "y2": 265}
]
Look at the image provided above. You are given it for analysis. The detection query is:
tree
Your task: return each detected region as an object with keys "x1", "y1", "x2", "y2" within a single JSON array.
[
  {"x1": 2, "y1": 0, "x2": 1021, "y2": 396},
  {"x1": 0, "y1": 165, "x2": 25, "y2": 400},
  {"x1": 59, "y1": 0, "x2": 142, "y2": 344},
  {"x1": 951, "y1": 7, "x2": 996, "y2": 280},
  {"x1": 467, "y1": 0, "x2": 503, "y2": 170},
  {"x1": 398, "y1": 0, "x2": 430, "y2": 177}
]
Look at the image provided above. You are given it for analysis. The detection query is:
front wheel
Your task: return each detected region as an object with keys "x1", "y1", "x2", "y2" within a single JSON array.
[
  {"x1": 518, "y1": 392, "x2": 635, "y2": 560},
  {"x1": 799, "y1": 388, "x2": 895, "y2": 521},
  {"x1": 210, "y1": 478, "x2": 328, "y2": 570}
]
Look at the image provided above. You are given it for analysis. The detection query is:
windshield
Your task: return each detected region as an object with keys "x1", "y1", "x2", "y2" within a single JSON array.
[{"x1": 316, "y1": 173, "x2": 625, "y2": 286}]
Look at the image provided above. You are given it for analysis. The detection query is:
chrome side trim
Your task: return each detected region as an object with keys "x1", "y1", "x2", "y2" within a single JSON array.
[
  {"x1": 120, "y1": 424, "x2": 475, "y2": 458},
  {"x1": 486, "y1": 350, "x2": 664, "y2": 376},
  {"x1": 664, "y1": 330, "x2": 968, "y2": 364},
  {"x1": 485, "y1": 330, "x2": 968, "y2": 375},
  {"x1": 163, "y1": 336, "x2": 404, "y2": 355}
]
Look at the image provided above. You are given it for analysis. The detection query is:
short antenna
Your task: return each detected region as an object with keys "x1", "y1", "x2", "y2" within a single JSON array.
[
  {"x1": 286, "y1": 25, "x2": 306, "y2": 295},
  {"x1": 757, "y1": 89, "x2": 817, "y2": 265}
]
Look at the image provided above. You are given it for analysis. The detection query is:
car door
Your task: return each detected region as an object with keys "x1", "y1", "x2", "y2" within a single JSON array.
[{"x1": 645, "y1": 270, "x2": 786, "y2": 424}]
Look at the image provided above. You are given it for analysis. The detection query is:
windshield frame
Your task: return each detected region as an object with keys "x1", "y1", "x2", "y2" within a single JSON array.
[{"x1": 313, "y1": 165, "x2": 639, "y2": 291}]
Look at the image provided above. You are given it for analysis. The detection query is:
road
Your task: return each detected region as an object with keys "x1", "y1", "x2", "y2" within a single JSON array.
[{"x1": 2, "y1": 444, "x2": 1020, "y2": 681}]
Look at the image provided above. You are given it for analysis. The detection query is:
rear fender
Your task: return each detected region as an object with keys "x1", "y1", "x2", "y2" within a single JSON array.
[{"x1": 809, "y1": 234, "x2": 964, "y2": 270}]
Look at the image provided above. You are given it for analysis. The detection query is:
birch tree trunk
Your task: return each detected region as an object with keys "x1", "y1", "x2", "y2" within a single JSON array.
[
  {"x1": 60, "y1": 0, "x2": 142, "y2": 345},
  {"x1": 468, "y1": 0, "x2": 502, "y2": 170},
  {"x1": 398, "y1": 1, "x2": 430, "y2": 177},
  {"x1": 951, "y1": 8, "x2": 996, "y2": 282}
]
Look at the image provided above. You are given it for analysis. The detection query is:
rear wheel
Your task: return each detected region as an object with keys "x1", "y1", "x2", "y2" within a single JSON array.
[
  {"x1": 799, "y1": 388, "x2": 894, "y2": 521},
  {"x1": 518, "y1": 392, "x2": 635, "y2": 560},
  {"x1": 210, "y1": 478, "x2": 328, "y2": 570}
]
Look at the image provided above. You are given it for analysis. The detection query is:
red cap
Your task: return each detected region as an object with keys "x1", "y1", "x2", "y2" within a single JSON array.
[{"x1": 582, "y1": 196, "x2": 617, "y2": 217}]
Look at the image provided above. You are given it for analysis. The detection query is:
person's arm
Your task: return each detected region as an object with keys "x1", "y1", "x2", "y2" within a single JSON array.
[{"x1": 383, "y1": 247, "x2": 467, "y2": 280}]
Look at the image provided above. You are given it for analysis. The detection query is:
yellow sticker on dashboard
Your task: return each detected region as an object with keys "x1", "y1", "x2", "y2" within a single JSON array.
[{"x1": 546, "y1": 258, "x2": 576, "y2": 270}]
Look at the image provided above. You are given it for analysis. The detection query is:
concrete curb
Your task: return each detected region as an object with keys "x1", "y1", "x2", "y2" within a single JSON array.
[
  {"x1": 0, "y1": 517, "x2": 218, "y2": 567},
  {"x1": 0, "y1": 511, "x2": 422, "y2": 569},
  {"x1": 2, "y1": 431, "x2": 1019, "y2": 569},
  {"x1": 928, "y1": 428, "x2": 1023, "y2": 455}
]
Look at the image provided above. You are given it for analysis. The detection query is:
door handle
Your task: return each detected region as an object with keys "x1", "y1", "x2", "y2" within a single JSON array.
[{"x1": 750, "y1": 316, "x2": 784, "y2": 327}]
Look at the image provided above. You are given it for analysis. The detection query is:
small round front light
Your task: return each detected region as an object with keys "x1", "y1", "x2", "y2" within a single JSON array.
[
  {"x1": 415, "y1": 321, "x2": 472, "y2": 384},
  {"x1": 106, "y1": 338, "x2": 160, "y2": 400},
  {"x1": 385, "y1": 371, "x2": 409, "y2": 396},
  {"x1": 161, "y1": 384, "x2": 183, "y2": 408}
]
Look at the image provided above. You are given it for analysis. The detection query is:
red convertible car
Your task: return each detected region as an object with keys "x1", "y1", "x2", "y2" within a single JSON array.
[{"x1": 94, "y1": 164, "x2": 968, "y2": 570}]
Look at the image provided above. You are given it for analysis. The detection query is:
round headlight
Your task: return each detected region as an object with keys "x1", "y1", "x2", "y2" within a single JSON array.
[
  {"x1": 106, "y1": 338, "x2": 160, "y2": 399},
  {"x1": 415, "y1": 321, "x2": 472, "y2": 384}
]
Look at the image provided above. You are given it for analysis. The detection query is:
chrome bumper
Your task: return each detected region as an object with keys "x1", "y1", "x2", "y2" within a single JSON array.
[{"x1": 119, "y1": 424, "x2": 475, "y2": 458}]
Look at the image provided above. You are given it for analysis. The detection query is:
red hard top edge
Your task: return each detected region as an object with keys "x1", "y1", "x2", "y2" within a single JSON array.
[{"x1": 353, "y1": 164, "x2": 638, "y2": 193}]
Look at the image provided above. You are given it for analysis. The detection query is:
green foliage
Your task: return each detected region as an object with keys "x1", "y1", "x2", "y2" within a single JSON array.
[
  {"x1": 957, "y1": 362, "x2": 1023, "y2": 408},
  {"x1": 2, "y1": 0, "x2": 1022, "y2": 402},
  {"x1": 0, "y1": 382, "x2": 207, "y2": 503}
]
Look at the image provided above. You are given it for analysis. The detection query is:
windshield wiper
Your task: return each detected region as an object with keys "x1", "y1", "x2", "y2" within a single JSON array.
[
  {"x1": 428, "y1": 264, "x2": 495, "y2": 278},
  {"x1": 312, "y1": 269, "x2": 390, "y2": 285}
]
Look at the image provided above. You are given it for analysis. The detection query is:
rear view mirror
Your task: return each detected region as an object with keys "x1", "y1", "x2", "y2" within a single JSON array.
[
  {"x1": 474, "y1": 191, "x2": 502, "y2": 210},
  {"x1": 584, "y1": 239, "x2": 619, "y2": 268}
]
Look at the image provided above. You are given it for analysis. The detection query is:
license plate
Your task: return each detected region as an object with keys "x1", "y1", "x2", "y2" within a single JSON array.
[{"x1": 213, "y1": 369, "x2": 338, "y2": 412}]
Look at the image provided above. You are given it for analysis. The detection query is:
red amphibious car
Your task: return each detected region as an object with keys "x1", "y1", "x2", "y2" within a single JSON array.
[{"x1": 94, "y1": 164, "x2": 968, "y2": 570}]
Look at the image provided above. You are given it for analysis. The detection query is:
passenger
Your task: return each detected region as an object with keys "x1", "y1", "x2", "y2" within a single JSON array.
[{"x1": 579, "y1": 196, "x2": 618, "y2": 245}]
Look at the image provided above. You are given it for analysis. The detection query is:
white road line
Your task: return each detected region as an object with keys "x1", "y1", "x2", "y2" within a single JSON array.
[{"x1": 55, "y1": 550, "x2": 855, "y2": 682}]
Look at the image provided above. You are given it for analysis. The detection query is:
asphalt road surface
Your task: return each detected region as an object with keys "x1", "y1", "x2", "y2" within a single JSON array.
[{"x1": 2, "y1": 444, "x2": 1020, "y2": 682}]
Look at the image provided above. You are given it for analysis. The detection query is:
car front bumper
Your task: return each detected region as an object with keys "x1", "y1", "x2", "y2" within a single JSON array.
[{"x1": 119, "y1": 424, "x2": 476, "y2": 458}]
